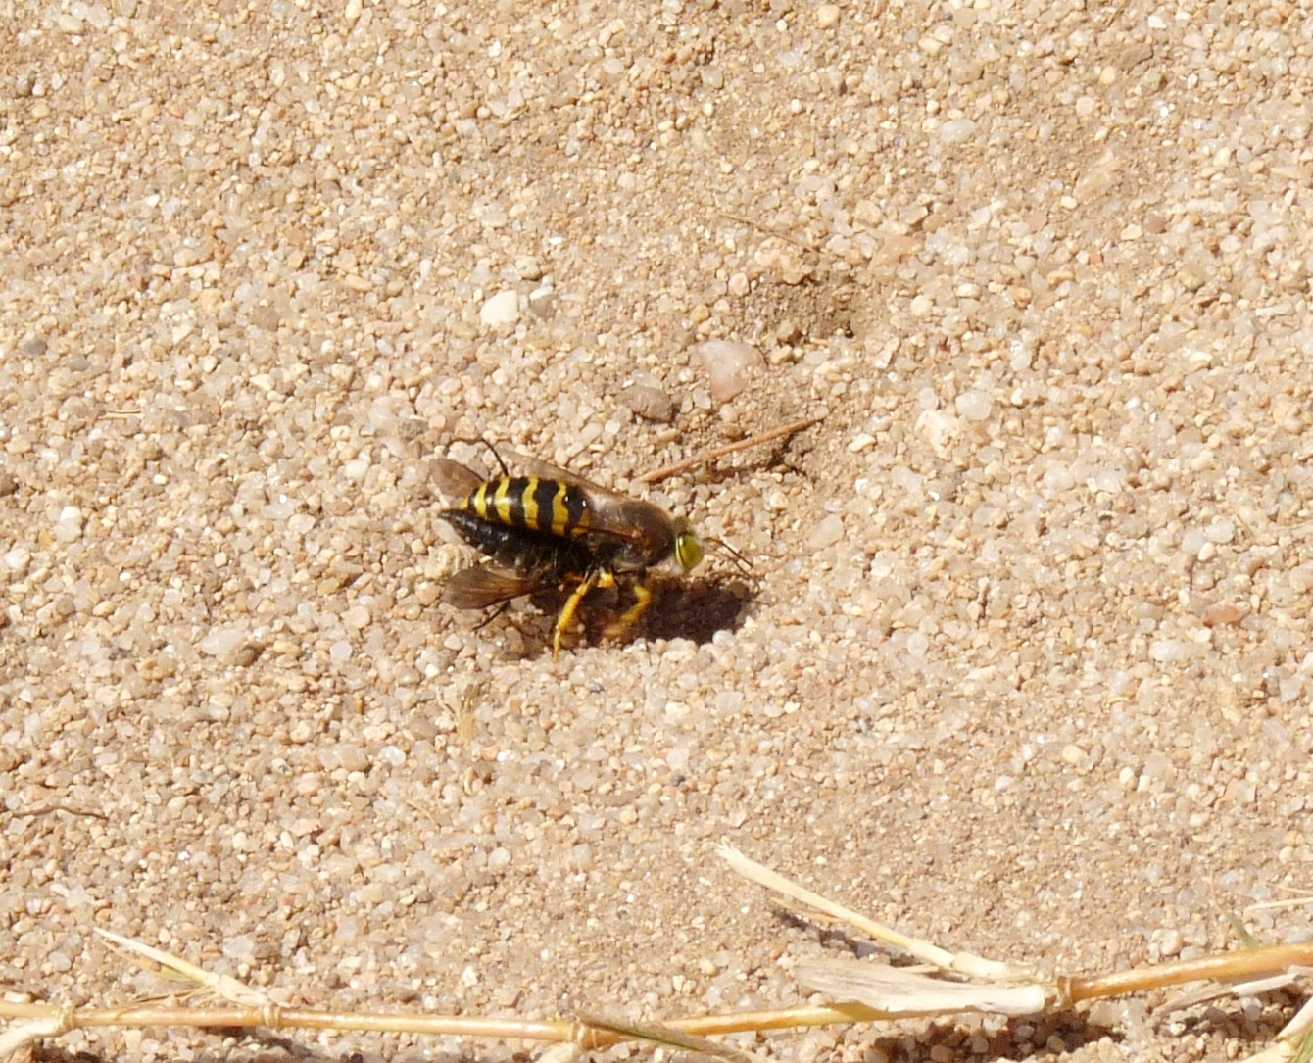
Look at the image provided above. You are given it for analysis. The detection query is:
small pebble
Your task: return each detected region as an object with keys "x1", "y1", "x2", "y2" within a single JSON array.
[
  {"x1": 1201, "y1": 602, "x2": 1246, "y2": 627},
  {"x1": 938, "y1": 119, "x2": 976, "y2": 145},
  {"x1": 1150, "y1": 639, "x2": 1186, "y2": 663},
  {"x1": 955, "y1": 389, "x2": 993, "y2": 422},
  {"x1": 619, "y1": 383, "x2": 675, "y2": 423},
  {"x1": 1060, "y1": 744, "x2": 1087, "y2": 767},
  {"x1": 53, "y1": 506, "x2": 84, "y2": 543},
  {"x1": 336, "y1": 744, "x2": 369, "y2": 772},
  {"x1": 479, "y1": 290, "x2": 520, "y2": 328},
  {"x1": 200, "y1": 624, "x2": 248, "y2": 657},
  {"x1": 515, "y1": 255, "x2": 543, "y2": 280},
  {"x1": 692, "y1": 339, "x2": 763, "y2": 402},
  {"x1": 808, "y1": 513, "x2": 844, "y2": 551},
  {"x1": 1204, "y1": 518, "x2": 1235, "y2": 544}
]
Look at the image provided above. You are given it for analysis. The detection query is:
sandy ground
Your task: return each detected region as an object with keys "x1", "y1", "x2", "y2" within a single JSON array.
[{"x1": 3, "y1": 0, "x2": 1313, "y2": 1060}]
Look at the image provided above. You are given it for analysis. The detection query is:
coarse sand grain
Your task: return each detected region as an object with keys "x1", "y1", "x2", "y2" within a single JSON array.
[{"x1": 3, "y1": 1, "x2": 1313, "y2": 1059}]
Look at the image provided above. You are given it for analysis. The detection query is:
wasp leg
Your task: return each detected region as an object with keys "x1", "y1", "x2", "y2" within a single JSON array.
[
  {"x1": 604, "y1": 578, "x2": 655, "y2": 641},
  {"x1": 472, "y1": 602, "x2": 510, "y2": 631},
  {"x1": 553, "y1": 569, "x2": 615, "y2": 657}
]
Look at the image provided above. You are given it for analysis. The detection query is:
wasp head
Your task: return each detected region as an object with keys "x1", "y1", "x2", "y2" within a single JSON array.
[{"x1": 672, "y1": 517, "x2": 705, "y2": 572}]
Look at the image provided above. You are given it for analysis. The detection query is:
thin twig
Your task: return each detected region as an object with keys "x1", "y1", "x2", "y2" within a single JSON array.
[
  {"x1": 638, "y1": 417, "x2": 821, "y2": 485},
  {"x1": 8, "y1": 804, "x2": 109, "y2": 821}
]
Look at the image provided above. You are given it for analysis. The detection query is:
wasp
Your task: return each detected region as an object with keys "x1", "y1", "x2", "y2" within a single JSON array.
[{"x1": 433, "y1": 444, "x2": 712, "y2": 655}]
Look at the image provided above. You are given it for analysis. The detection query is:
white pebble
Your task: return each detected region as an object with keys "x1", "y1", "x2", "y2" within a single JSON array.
[
  {"x1": 808, "y1": 513, "x2": 844, "y2": 551},
  {"x1": 938, "y1": 119, "x2": 976, "y2": 145},
  {"x1": 955, "y1": 389, "x2": 993, "y2": 422},
  {"x1": 1060, "y1": 744, "x2": 1087, "y2": 767},
  {"x1": 54, "y1": 505, "x2": 84, "y2": 543},
  {"x1": 1156, "y1": 929, "x2": 1183, "y2": 957},
  {"x1": 4, "y1": 547, "x2": 29, "y2": 573},
  {"x1": 715, "y1": 690, "x2": 744, "y2": 714},
  {"x1": 816, "y1": 3, "x2": 840, "y2": 27},
  {"x1": 336, "y1": 744, "x2": 368, "y2": 771},
  {"x1": 479, "y1": 290, "x2": 520, "y2": 328},
  {"x1": 692, "y1": 339, "x2": 763, "y2": 402},
  {"x1": 200, "y1": 624, "x2": 248, "y2": 656},
  {"x1": 223, "y1": 935, "x2": 258, "y2": 961},
  {"x1": 916, "y1": 409, "x2": 959, "y2": 456},
  {"x1": 1150, "y1": 639, "x2": 1186, "y2": 663},
  {"x1": 1205, "y1": 518, "x2": 1235, "y2": 544},
  {"x1": 1042, "y1": 463, "x2": 1074, "y2": 492}
]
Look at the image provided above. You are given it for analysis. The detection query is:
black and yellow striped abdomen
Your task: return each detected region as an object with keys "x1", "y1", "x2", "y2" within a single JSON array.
[{"x1": 461, "y1": 476, "x2": 592, "y2": 539}]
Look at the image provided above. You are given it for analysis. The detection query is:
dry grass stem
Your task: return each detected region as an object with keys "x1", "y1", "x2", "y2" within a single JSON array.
[
  {"x1": 6, "y1": 864, "x2": 1313, "y2": 1060},
  {"x1": 574, "y1": 1011, "x2": 764, "y2": 1062},
  {"x1": 1158, "y1": 970, "x2": 1306, "y2": 1016},
  {"x1": 795, "y1": 960, "x2": 1048, "y2": 1018},
  {"x1": 636, "y1": 417, "x2": 821, "y2": 485},
  {"x1": 717, "y1": 843, "x2": 1032, "y2": 982},
  {"x1": 94, "y1": 929, "x2": 271, "y2": 1007},
  {"x1": 1068, "y1": 944, "x2": 1313, "y2": 1002},
  {"x1": 1246, "y1": 889, "x2": 1313, "y2": 914},
  {"x1": 0, "y1": 1015, "x2": 70, "y2": 1061}
]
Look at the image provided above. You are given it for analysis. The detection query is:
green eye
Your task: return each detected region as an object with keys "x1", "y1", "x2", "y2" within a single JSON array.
[{"x1": 675, "y1": 531, "x2": 704, "y2": 571}]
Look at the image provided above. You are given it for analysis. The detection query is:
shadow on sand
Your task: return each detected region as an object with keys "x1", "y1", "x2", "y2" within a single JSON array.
[{"x1": 481, "y1": 573, "x2": 756, "y2": 658}]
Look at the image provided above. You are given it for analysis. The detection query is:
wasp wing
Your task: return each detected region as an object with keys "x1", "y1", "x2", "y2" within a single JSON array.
[
  {"x1": 432, "y1": 458, "x2": 485, "y2": 500},
  {"x1": 444, "y1": 564, "x2": 538, "y2": 609},
  {"x1": 511, "y1": 454, "x2": 670, "y2": 551},
  {"x1": 512, "y1": 453, "x2": 621, "y2": 498}
]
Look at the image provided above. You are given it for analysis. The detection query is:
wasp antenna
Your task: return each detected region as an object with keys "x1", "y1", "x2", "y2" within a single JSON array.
[
  {"x1": 708, "y1": 537, "x2": 753, "y2": 575},
  {"x1": 448, "y1": 435, "x2": 512, "y2": 478},
  {"x1": 478, "y1": 438, "x2": 511, "y2": 478}
]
